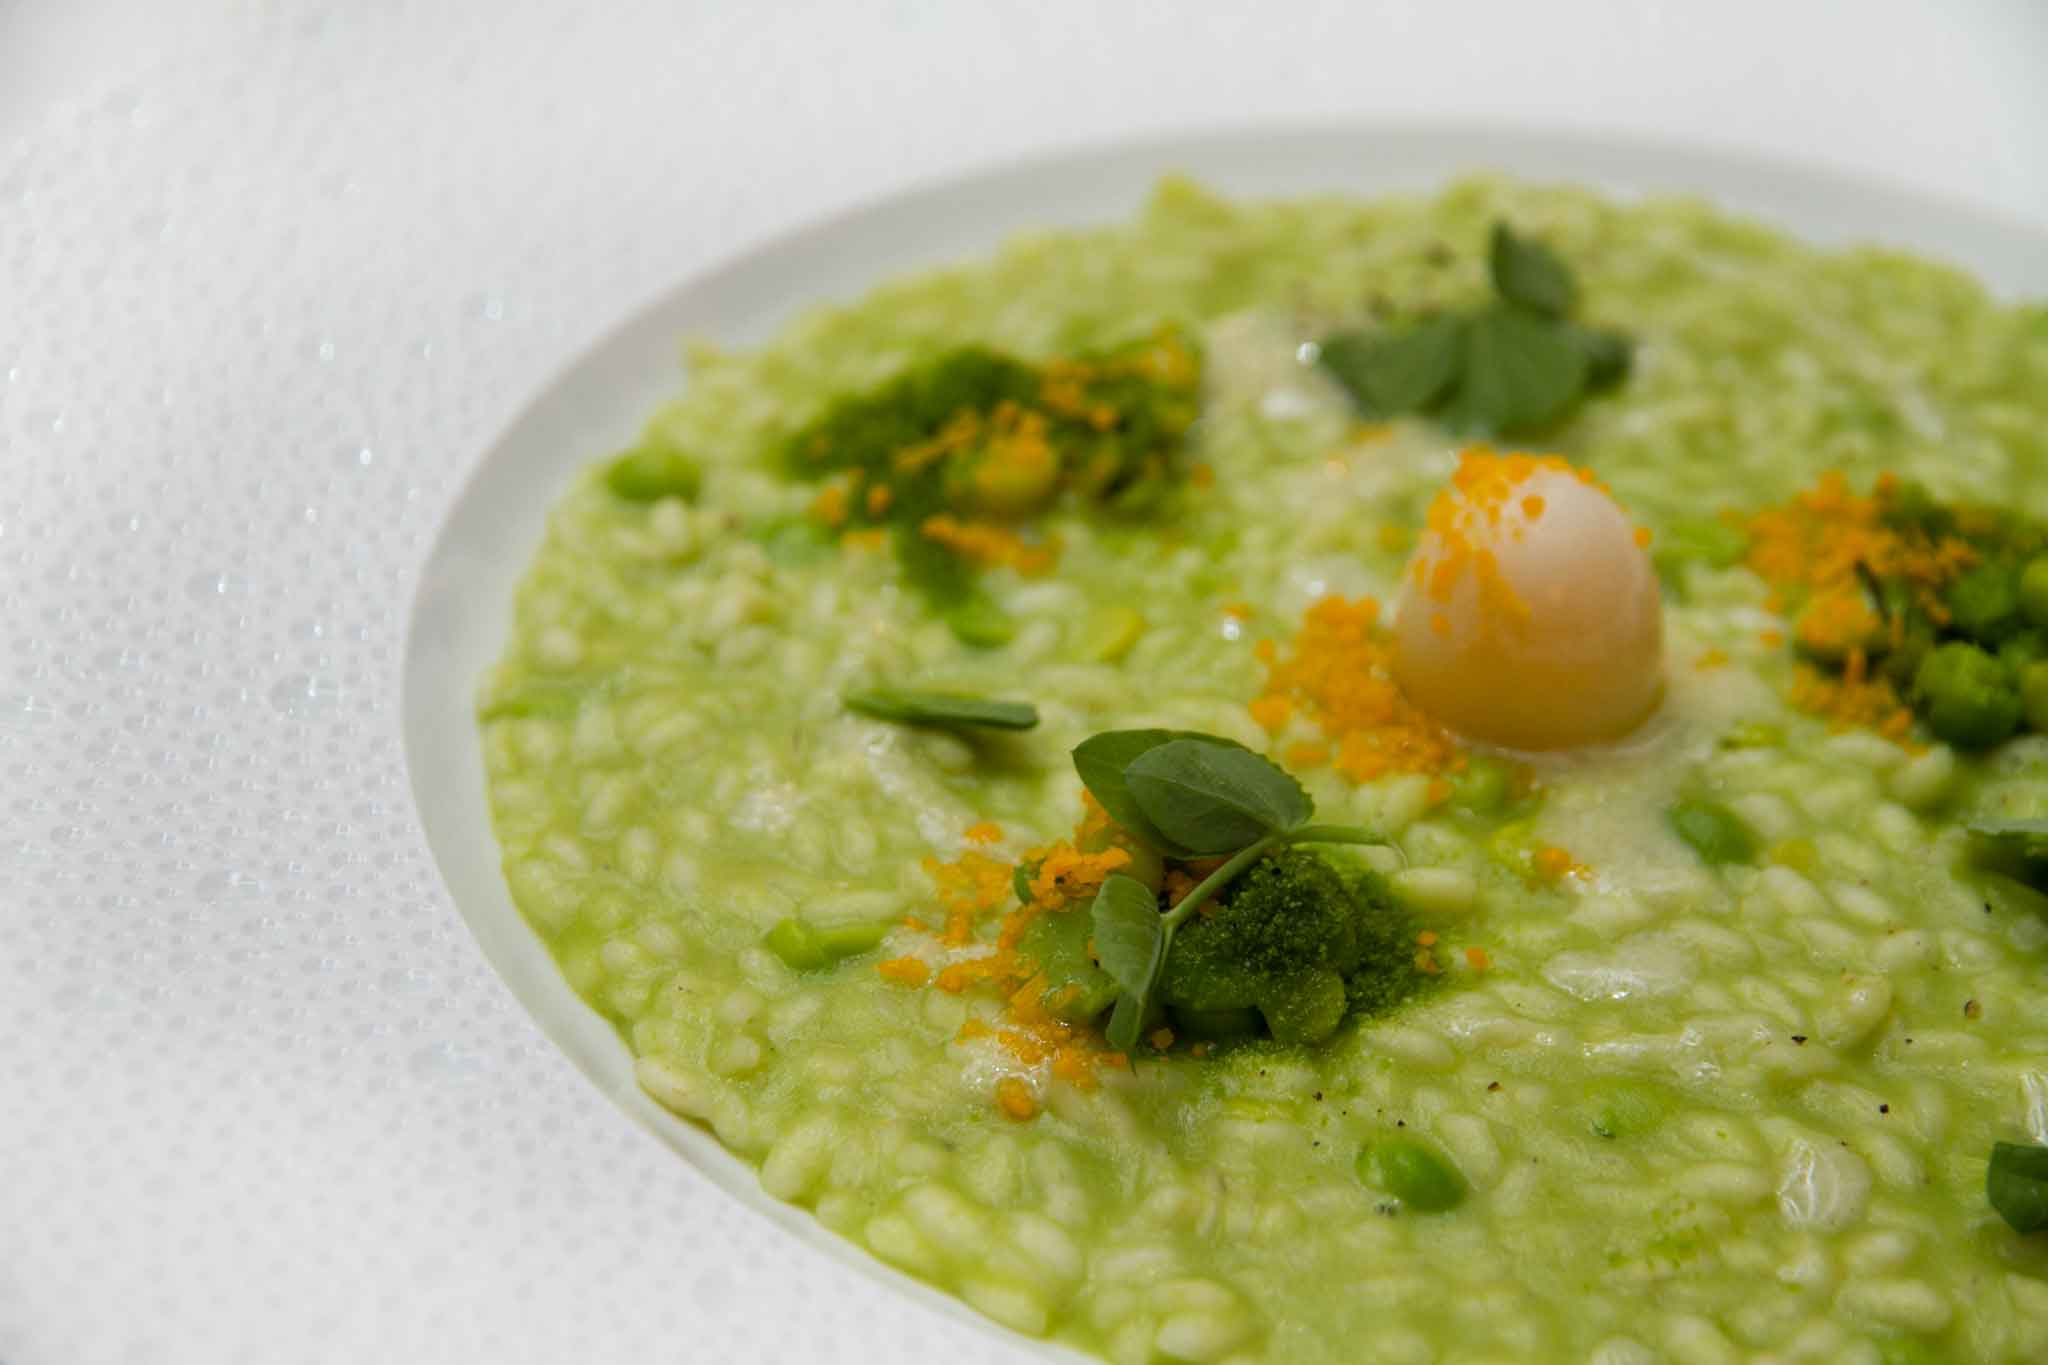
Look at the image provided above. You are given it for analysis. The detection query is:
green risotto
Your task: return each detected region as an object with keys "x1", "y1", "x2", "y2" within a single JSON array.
[{"x1": 479, "y1": 178, "x2": 2048, "y2": 1363}]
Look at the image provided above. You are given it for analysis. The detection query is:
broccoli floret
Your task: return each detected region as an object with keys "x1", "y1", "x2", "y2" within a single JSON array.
[
  {"x1": 1159, "y1": 850, "x2": 1417, "y2": 1047},
  {"x1": 1946, "y1": 563, "x2": 2024, "y2": 646},
  {"x1": 1915, "y1": 641, "x2": 2023, "y2": 749}
]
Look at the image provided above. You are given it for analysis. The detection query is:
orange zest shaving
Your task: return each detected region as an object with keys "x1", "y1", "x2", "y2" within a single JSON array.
[
  {"x1": 1251, "y1": 594, "x2": 1464, "y2": 784},
  {"x1": 904, "y1": 796, "x2": 1146, "y2": 1111},
  {"x1": 964, "y1": 821, "x2": 1003, "y2": 845},
  {"x1": 1531, "y1": 845, "x2": 1580, "y2": 883},
  {"x1": 877, "y1": 957, "x2": 930, "y2": 987},
  {"x1": 1464, "y1": 946, "x2": 1493, "y2": 972},
  {"x1": 995, "y1": 1076, "x2": 1038, "y2": 1120},
  {"x1": 1744, "y1": 472, "x2": 1977, "y2": 734},
  {"x1": 917, "y1": 514, "x2": 1059, "y2": 576}
]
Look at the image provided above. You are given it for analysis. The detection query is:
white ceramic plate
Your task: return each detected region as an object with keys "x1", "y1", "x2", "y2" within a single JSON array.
[
  {"x1": 11, "y1": 119, "x2": 2048, "y2": 1365},
  {"x1": 403, "y1": 122, "x2": 2048, "y2": 1359}
]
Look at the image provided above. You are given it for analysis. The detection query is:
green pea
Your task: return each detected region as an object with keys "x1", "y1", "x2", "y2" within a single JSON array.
[
  {"x1": 604, "y1": 439, "x2": 703, "y2": 502},
  {"x1": 944, "y1": 599, "x2": 1018, "y2": 648},
  {"x1": 1451, "y1": 754, "x2": 1514, "y2": 814},
  {"x1": 1651, "y1": 517, "x2": 1747, "y2": 580},
  {"x1": 1915, "y1": 641, "x2": 2023, "y2": 749},
  {"x1": 1719, "y1": 720, "x2": 1784, "y2": 750},
  {"x1": 1358, "y1": 1136, "x2": 1467, "y2": 1213},
  {"x1": 1667, "y1": 799, "x2": 1757, "y2": 866},
  {"x1": 2022, "y1": 558, "x2": 2048, "y2": 630}
]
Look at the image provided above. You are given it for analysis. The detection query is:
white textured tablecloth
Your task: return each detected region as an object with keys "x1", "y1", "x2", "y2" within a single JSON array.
[{"x1": 3, "y1": 4, "x2": 2043, "y2": 1364}]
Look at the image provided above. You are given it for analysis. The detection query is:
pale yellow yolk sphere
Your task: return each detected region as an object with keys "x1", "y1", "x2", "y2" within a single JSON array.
[{"x1": 1392, "y1": 451, "x2": 1664, "y2": 750}]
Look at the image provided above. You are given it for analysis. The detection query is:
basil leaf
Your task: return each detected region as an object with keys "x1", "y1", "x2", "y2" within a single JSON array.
[
  {"x1": 843, "y1": 688, "x2": 1038, "y2": 731},
  {"x1": 1567, "y1": 323, "x2": 1634, "y2": 391},
  {"x1": 1090, "y1": 873, "x2": 1168, "y2": 1052},
  {"x1": 1318, "y1": 317, "x2": 1465, "y2": 417},
  {"x1": 1488, "y1": 223, "x2": 1577, "y2": 318},
  {"x1": 1989, "y1": 1141, "x2": 2048, "y2": 1234},
  {"x1": 1451, "y1": 306, "x2": 1590, "y2": 437},
  {"x1": 1124, "y1": 738, "x2": 1313, "y2": 855},
  {"x1": 1072, "y1": 729, "x2": 1243, "y2": 856}
]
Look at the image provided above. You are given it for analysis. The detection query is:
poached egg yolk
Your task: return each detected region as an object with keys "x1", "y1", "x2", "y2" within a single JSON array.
[{"x1": 1392, "y1": 450, "x2": 1664, "y2": 750}]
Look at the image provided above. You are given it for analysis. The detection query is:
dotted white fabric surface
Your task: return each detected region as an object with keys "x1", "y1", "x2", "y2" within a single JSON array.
[{"x1": 2, "y1": 4, "x2": 2043, "y2": 1364}]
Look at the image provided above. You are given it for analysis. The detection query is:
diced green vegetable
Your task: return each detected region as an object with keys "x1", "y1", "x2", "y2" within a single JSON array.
[
  {"x1": 1080, "y1": 605, "x2": 1147, "y2": 663},
  {"x1": 1988, "y1": 1141, "x2": 2048, "y2": 1234},
  {"x1": 1914, "y1": 642, "x2": 2022, "y2": 749},
  {"x1": 943, "y1": 598, "x2": 1019, "y2": 649},
  {"x1": 1358, "y1": 1136, "x2": 1467, "y2": 1212},
  {"x1": 1654, "y1": 518, "x2": 1749, "y2": 580},
  {"x1": 1450, "y1": 754, "x2": 1514, "y2": 814},
  {"x1": 752, "y1": 517, "x2": 837, "y2": 567},
  {"x1": 604, "y1": 439, "x2": 703, "y2": 502},
  {"x1": 764, "y1": 917, "x2": 887, "y2": 972},
  {"x1": 1667, "y1": 799, "x2": 1758, "y2": 866}
]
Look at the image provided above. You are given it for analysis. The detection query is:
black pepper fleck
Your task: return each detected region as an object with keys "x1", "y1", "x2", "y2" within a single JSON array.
[{"x1": 1791, "y1": 1035, "x2": 1808, "y2": 1045}]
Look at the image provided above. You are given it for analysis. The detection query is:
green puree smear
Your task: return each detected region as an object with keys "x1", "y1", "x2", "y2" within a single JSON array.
[{"x1": 781, "y1": 327, "x2": 1202, "y2": 645}]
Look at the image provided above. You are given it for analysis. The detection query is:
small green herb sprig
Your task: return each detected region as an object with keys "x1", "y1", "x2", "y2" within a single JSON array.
[
  {"x1": 843, "y1": 687, "x2": 1039, "y2": 732},
  {"x1": 1071, "y1": 730, "x2": 1387, "y2": 1050},
  {"x1": 1318, "y1": 222, "x2": 1631, "y2": 438}
]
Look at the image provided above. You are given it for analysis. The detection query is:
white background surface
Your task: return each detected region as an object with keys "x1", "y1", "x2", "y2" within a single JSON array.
[{"x1": 3, "y1": 4, "x2": 2044, "y2": 1365}]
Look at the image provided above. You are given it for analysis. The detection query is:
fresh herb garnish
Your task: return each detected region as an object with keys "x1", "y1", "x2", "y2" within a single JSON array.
[
  {"x1": 1319, "y1": 220, "x2": 1631, "y2": 438},
  {"x1": 1123, "y1": 738, "x2": 1312, "y2": 855},
  {"x1": 1073, "y1": 729, "x2": 1389, "y2": 1050},
  {"x1": 843, "y1": 687, "x2": 1039, "y2": 732},
  {"x1": 1988, "y1": 1141, "x2": 2048, "y2": 1234},
  {"x1": 1317, "y1": 316, "x2": 1463, "y2": 417},
  {"x1": 1487, "y1": 221, "x2": 1577, "y2": 317}
]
